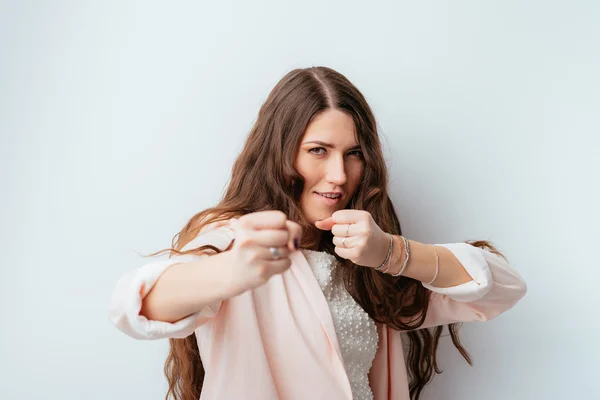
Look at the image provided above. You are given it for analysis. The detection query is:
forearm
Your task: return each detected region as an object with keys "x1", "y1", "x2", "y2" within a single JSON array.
[
  {"x1": 140, "y1": 251, "x2": 239, "y2": 323},
  {"x1": 388, "y1": 236, "x2": 473, "y2": 288}
]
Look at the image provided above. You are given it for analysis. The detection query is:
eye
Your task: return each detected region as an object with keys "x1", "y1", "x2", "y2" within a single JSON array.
[
  {"x1": 308, "y1": 147, "x2": 326, "y2": 155},
  {"x1": 348, "y1": 150, "x2": 363, "y2": 158}
]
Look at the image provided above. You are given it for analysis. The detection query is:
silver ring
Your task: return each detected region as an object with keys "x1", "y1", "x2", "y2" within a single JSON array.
[
  {"x1": 346, "y1": 224, "x2": 351, "y2": 236},
  {"x1": 269, "y1": 247, "x2": 280, "y2": 259},
  {"x1": 342, "y1": 237, "x2": 347, "y2": 248}
]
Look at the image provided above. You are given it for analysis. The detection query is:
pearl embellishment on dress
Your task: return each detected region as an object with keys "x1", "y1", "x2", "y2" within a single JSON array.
[{"x1": 302, "y1": 249, "x2": 379, "y2": 400}]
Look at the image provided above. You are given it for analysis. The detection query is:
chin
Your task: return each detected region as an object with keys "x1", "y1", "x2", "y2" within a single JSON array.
[
  {"x1": 302, "y1": 198, "x2": 347, "y2": 224},
  {"x1": 303, "y1": 208, "x2": 329, "y2": 224}
]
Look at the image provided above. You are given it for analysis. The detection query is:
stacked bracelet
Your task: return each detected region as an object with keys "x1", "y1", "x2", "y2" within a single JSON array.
[
  {"x1": 376, "y1": 236, "x2": 439, "y2": 285},
  {"x1": 375, "y1": 234, "x2": 394, "y2": 271},
  {"x1": 391, "y1": 236, "x2": 410, "y2": 277}
]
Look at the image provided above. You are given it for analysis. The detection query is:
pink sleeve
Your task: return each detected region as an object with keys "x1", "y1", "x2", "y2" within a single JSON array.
[
  {"x1": 418, "y1": 243, "x2": 527, "y2": 329},
  {"x1": 108, "y1": 222, "x2": 235, "y2": 340}
]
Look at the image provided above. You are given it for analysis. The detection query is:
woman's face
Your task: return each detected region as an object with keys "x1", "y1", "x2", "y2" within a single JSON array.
[{"x1": 294, "y1": 109, "x2": 365, "y2": 223}]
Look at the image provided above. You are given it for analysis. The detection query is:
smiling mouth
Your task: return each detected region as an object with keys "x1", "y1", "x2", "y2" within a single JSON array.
[{"x1": 315, "y1": 192, "x2": 343, "y2": 199}]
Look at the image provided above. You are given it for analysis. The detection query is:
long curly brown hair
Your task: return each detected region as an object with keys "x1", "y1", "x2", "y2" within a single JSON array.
[{"x1": 160, "y1": 66, "x2": 504, "y2": 400}]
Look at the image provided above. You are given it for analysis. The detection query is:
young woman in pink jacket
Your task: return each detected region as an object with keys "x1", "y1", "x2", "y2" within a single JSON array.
[{"x1": 109, "y1": 66, "x2": 527, "y2": 400}]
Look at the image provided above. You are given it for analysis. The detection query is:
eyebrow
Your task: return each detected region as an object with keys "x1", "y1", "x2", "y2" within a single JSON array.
[{"x1": 302, "y1": 140, "x2": 361, "y2": 151}]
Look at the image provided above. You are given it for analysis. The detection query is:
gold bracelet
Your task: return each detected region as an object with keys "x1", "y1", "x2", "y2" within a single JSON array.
[{"x1": 426, "y1": 245, "x2": 440, "y2": 285}]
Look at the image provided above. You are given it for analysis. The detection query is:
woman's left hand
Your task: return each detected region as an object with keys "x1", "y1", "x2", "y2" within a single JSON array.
[{"x1": 315, "y1": 210, "x2": 390, "y2": 268}]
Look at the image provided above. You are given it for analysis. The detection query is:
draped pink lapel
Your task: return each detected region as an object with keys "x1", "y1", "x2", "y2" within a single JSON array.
[{"x1": 289, "y1": 250, "x2": 352, "y2": 398}]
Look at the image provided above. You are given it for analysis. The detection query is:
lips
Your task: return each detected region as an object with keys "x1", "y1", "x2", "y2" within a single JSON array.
[
  {"x1": 315, "y1": 192, "x2": 342, "y2": 205},
  {"x1": 316, "y1": 193, "x2": 342, "y2": 199}
]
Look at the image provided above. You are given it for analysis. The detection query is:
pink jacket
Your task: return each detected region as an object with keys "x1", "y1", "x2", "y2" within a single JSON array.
[{"x1": 109, "y1": 221, "x2": 527, "y2": 399}]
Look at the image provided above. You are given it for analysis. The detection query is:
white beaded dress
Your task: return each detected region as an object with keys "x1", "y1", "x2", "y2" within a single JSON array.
[{"x1": 302, "y1": 249, "x2": 379, "y2": 400}]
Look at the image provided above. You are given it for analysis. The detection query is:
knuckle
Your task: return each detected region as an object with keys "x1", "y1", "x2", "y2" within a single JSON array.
[
  {"x1": 274, "y1": 210, "x2": 286, "y2": 218},
  {"x1": 237, "y1": 236, "x2": 253, "y2": 248},
  {"x1": 248, "y1": 252, "x2": 261, "y2": 264},
  {"x1": 238, "y1": 214, "x2": 251, "y2": 225},
  {"x1": 257, "y1": 263, "x2": 271, "y2": 280},
  {"x1": 275, "y1": 259, "x2": 291, "y2": 273},
  {"x1": 274, "y1": 211, "x2": 287, "y2": 226},
  {"x1": 276, "y1": 230, "x2": 289, "y2": 244}
]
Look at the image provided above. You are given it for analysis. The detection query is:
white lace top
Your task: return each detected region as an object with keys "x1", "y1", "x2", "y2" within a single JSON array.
[{"x1": 302, "y1": 249, "x2": 379, "y2": 400}]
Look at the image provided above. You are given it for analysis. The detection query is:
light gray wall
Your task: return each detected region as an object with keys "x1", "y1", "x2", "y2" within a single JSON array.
[{"x1": 1, "y1": 1, "x2": 598, "y2": 399}]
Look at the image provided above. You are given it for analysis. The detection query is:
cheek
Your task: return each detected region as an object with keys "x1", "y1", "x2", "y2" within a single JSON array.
[
  {"x1": 296, "y1": 156, "x2": 319, "y2": 189},
  {"x1": 348, "y1": 163, "x2": 365, "y2": 188}
]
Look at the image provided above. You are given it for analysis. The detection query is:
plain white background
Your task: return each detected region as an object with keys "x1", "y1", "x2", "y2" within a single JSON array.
[{"x1": 1, "y1": 1, "x2": 599, "y2": 399}]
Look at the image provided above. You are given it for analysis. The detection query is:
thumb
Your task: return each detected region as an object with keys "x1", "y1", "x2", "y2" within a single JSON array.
[
  {"x1": 284, "y1": 220, "x2": 302, "y2": 252},
  {"x1": 314, "y1": 217, "x2": 335, "y2": 231}
]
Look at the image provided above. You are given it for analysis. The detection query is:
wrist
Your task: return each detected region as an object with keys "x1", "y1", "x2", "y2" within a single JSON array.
[
  {"x1": 217, "y1": 250, "x2": 248, "y2": 298},
  {"x1": 374, "y1": 234, "x2": 393, "y2": 270},
  {"x1": 386, "y1": 235, "x2": 407, "y2": 276},
  {"x1": 391, "y1": 235, "x2": 405, "y2": 267}
]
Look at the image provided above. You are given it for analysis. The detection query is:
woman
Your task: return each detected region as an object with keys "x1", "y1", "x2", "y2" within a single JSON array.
[{"x1": 109, "y1": 66, "x2": 527, "y2": 400}]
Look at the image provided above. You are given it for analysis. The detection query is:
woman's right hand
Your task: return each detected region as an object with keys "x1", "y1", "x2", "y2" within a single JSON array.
[{"x1": 227, "y1": 211, "x2": 302, "y2": 293}]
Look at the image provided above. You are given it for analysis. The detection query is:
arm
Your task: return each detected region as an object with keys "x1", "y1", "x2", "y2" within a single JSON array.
[
  {"x1": 391, "y1": 239, "x2": 527, "y2": 328},
  {"x1": 108, "y1": 225, "x2": 236, "y2": 340},
  {"x1": 140, "y1": 251, "x2": 239, "y2": 323},
  {"x1": 109, "y1": 211, "x2": 300, "y2": 340},
  {"x1": 387, "y1": 236, "x2": 473, "y2": 288}
]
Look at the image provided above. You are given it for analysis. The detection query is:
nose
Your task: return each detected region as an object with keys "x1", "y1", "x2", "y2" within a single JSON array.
[{"x1": 325, "y1": 154, "x2": 347, "y2": 186}]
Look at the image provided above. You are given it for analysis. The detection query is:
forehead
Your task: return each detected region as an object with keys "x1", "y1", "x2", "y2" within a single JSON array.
[{"x1": 302, "y1": 109, "x2": 358, "y2": 145}]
